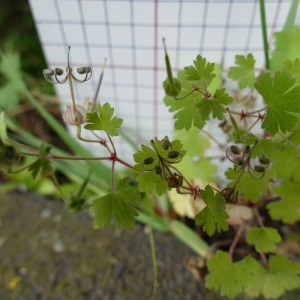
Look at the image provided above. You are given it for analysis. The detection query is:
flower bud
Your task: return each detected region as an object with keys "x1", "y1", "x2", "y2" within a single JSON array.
[{"x1": 63, "y1": 105, "x2": 87, "y2": 125}]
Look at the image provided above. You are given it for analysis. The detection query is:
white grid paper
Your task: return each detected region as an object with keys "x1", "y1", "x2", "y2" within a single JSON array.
[{"x1": 29, "y1": 0, "x2": 300, "y2": 164}]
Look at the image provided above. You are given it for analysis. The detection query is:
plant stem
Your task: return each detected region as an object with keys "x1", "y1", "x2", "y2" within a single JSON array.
[
  {"x1": 259, "y1": 0, "x2": 270, "y2": 69},
  {"x1": 174, "y1": 88, "x2": 197, "y2": 100}
]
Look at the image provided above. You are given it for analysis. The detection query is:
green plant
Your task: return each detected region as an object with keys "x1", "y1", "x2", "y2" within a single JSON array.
[{"x1": 2, "y1": 2, "x2": 300, "y2": 299}]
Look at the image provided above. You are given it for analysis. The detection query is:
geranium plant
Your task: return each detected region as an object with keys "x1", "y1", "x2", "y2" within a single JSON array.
[{"x1": 1, "y1": 1, "x2": 300, "y2": 298}]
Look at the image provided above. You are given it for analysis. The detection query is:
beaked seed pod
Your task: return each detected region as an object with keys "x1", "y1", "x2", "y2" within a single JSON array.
[
  {"x1": 63, "y1": 105, "x2": 87, "y2": 126},
  {"x1": 230, "y1": 145, "x2": 240, "y2": 155},
  {"x1": 143, "y1": 157, "x2": 155, "y2": 165}
]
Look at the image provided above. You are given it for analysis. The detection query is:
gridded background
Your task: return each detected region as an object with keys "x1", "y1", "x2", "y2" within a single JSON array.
[{"x1": 29, "y1": 0, "x2": 300, "y2": 163}]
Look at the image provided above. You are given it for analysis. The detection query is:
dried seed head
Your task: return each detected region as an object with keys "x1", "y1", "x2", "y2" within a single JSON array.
[
  {"x1": 143, "y1": 157, "x2": 155, "y2": 165},
  {"x1": 63, "y1": 105, "x2": 87, "y2": 126},
  {"x1": 230, "y1": 145, "x2": 240, "y2": 155}
]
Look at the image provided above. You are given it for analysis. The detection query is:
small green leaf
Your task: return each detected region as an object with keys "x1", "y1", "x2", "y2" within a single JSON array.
[
  {"x1": 136, "y1": 172, "x2": 168, "y2": 195},
  {"x1": 195, "y1": 185, "x2": 229, "y2": 236},
  {"x1": 246, "y1": 255, "x2": 300, "y2": 299},
  {"x1": 228, "y1": 54, "x2": 256, "y2": 89},
  {"x1": 206, "y1": 251, "x2": 259, "y2": 299},
  {"x1": 28, "y1": 143, "x2": 53, "y2": 179},
  {"x1": 267, "y1": 180, "x2": 300, "y2": 223},
  {"x1": 246, "y1": 227, "x2": 281, "y2": 253},
  {"x1": 255, "y1": 71, "x2": 300, "y2": 135},
  {"x1": 282, "y1": 58, "x2": 300, "y2": 86},
  {"x1": 84, "y1": 102, "x2": 123, "y2": 136},
  {"x1": 270, "y1": 27, "x2": 300, "y2": 70},
  {"x1": 197, "y1": 88, "x2": 233, "y2": 121},
  {"x1": 184, "y1": 54, "x2": 215, "y2": 84},
  {"x1": 67, "y1": 171, "x2": 91, "y2": 213},
  {"x1": 164, "y1": 83, "x2": 205, "y2": 130},
  {"x1": 90, "y1": 178, "x2": 139, "y2": 229},
  {"x1": 90, "y1": 193, "x2": 113, "y2": 228}
]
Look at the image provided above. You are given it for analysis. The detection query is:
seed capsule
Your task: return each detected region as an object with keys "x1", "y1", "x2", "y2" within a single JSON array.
[
  {"x1": 143, "y1": 157, "x2": 155, "y2": 165},
  {"x1": 237, "y1": 159, "x2": 244, "y2": 166},
  {"x1": 155, "y1": 164, "x2": 163, "y2": 175},
  {"x1": 162, "y1": 139, "x2": 172, "y2": 150},
  {"x1": 230, "y1": 145, "x2": 240, "y2": 155},
  {"x1": 244, "y1": 145, "x2": 251, "y2": 155},
  {"x1": 77, "y1": 67, "x2": 92, "y2": 74},
  {"x1": 43, "y1": 69, "x2": 54, "y2": 76},
  {"x1": 259, "y1": 157, "x2": 270, "y2": 165},
  {"x1": 167, "y1": 151, "x2": 180, "y2": 159},
  {"x1": 55, "y1": 68, "x2": 64, "y2": 75},
  {"x1": 254, "y1": 165, "x2": 265, "y2": 173}
]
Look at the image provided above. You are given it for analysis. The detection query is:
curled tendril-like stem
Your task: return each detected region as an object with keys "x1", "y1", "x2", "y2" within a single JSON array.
[{"x1": 226, "y1": 141, "x2": 270, "y2": 180}]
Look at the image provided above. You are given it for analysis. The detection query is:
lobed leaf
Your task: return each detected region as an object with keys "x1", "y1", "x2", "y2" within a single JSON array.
[
  {"x1": 195, "y1": 185, "x2": 229, "y2": 236},
  {"x1": 197, "y1": 88, "x2": 233, "y2": 121},
  {"x1": 136, "y1": 172, "x2": 169, "y2": 196},
  {"x1": 84, "y1": 102, "x2": 123, "y2": 136},
  {"x1": 28, "y1": 143, "x2": 53, "y2": 179},
  {"x1": 184, "y1": 54, "x2": 216, "y2": 84},
  {"x1": 90, "y1": 178, "x2": 139, "y2": 229},
  {"x1": 267, "y1": 180, "x2": 300, "y2": 224},
  {"x1": 246, "y1": 227, "x2": 281, "y2": 253},
  {"x1": 228, "y1": 53, "x2": 256, "y2": 89},
  {"x1": 255, "y1": 71, "x2": 300, "y2": 135},
  {"x1": 206, "y1": 251, "x2": 259, "y2": 299}
]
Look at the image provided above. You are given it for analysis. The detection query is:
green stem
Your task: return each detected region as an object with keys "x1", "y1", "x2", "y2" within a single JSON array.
[
  {"x1": 259, "y1": 0, "x2": 270, "y2": 69},
  {"x1": 174, "y1": 88, "x2": 197, "y2": 100}
]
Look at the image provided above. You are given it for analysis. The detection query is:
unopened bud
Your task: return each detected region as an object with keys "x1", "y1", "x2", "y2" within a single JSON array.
[{"x1": 63, "y1": 105, "x2": 87, "y2": 125}]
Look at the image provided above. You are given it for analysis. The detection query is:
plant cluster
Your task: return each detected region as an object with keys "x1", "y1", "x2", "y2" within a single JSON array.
[{"x1": 2, "y1": 5, "x2": 300, "y2": 299}]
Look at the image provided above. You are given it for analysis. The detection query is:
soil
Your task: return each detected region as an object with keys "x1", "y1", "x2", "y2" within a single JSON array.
[{"x1": 0, "y1": 189, "x2": 228, "y2": 300}]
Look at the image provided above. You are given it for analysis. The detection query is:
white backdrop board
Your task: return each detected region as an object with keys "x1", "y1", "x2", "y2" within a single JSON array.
[{"x1": 29, "y1": 0, "x2": 299, "y2": 163}]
